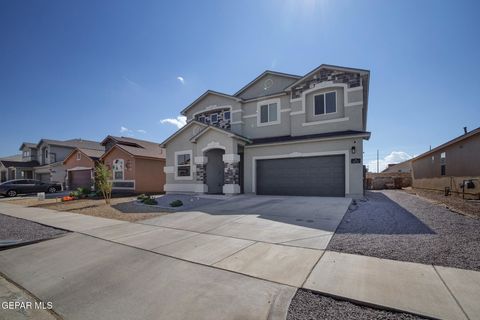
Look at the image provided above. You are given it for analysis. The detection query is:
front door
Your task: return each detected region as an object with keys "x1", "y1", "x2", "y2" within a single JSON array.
[{"x1": 205, "y1": 149, "x2": 225, "y2": 194}]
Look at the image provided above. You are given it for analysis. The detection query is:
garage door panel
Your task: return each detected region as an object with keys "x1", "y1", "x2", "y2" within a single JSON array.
[
  {"x1": 70, "y1": 170, "x2": 92, "y2": 190},
  {"x1": 256, "y1": 155, "x2": 345, "y2": 197}
]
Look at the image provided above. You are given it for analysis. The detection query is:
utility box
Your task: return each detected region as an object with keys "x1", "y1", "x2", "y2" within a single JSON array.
[{"x1": 37, "y1": 192, "x2": 45, "y2": 201}]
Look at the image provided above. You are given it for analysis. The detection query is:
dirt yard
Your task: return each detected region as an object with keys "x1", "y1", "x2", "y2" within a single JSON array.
[
  {"x1": 405, "y1": 188, "x2": 480, "y2": 218},
  {"x1": 4, "y1": 197, "x2": 170, "y2": 222}
]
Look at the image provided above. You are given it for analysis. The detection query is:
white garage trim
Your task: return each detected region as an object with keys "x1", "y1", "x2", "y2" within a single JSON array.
[{"x1": 252, "y1": 150, "x2": 349, "y2": 195}]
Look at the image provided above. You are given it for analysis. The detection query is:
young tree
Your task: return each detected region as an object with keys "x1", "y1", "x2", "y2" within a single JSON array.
[{"x1": 95, "y1": 162, "x2": 112, "y2": 205}]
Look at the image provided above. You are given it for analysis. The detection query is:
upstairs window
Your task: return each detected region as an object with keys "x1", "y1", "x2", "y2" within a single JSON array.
[
  {"x1": 223, "y1": 111, "x2": 230, "y2": 120},
  {"x1": 112, "y1": 159, "x2": 124, "y2": 180},
  {"x1": 77, "y1": 152, "x2": 81, "y2": 161},
  {"x1": 314, "y1": 91, "x2": 337, "y2": 115},
  {"x1": 176, "y1": 152, "x2": 191, "y2": 177},
  {"x1": 211, "y1": 114, "x2": 218, "y2": 123},
  {"x1": 260, "y1": 103, "x2": 278, "y2": 124}
]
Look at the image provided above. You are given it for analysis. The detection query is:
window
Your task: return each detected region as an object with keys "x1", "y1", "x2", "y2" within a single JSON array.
[
  {"x1": 314, "y1": 91, "x2": 337, "y2": 115},
  {"x1": 77, "y1": 152, "x2": 81, "y2": 161},
  {"x1": 23, "y1": 151, "x2": 29, "y2": 157},
  {"x1": 176, "y1": 153, "x2": 191, "y2": 177},
  {"x1": 112, "y1": 159, "x2": 124, "y2": 180},
  {"x1": 440, "y1": 152, "x2": 446, "y2": 176},
  {"x1": 223, "y1": 111, "x2": 230, "y2": 120},
  {"x1": 211, "y1": 114, "x2": 218, "y2": 123},
  {"x1": 260, "y1": 103, "x2": 278, "y2": 124},
  {"x1": 45, "y1": 149, "x2": 48, "y2": 159}
]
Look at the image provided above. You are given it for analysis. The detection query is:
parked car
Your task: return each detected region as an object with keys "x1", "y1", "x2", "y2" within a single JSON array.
[{"x1": 0, "y1": 179, "x2": 62, "y2": 197}]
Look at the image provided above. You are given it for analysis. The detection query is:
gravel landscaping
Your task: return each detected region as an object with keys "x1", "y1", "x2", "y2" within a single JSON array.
[
  {"x1": 287, "y1": 289, "x2": 426, "y2": 320},
  {"x1": 328, "y1": 190, "x2": 480, "y2": 271},
  {"x1": 0, "y1": 213, "x2": 67, "y2": 244}
]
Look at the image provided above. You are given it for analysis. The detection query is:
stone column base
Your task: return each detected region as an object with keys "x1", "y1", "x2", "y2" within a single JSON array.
[{"x1": 223, "y1": 184, "x2": 240, "y2": 194}]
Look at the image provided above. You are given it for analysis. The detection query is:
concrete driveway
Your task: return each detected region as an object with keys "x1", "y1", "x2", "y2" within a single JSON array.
[{"x1": 142, "y1": 194, "x2": 351, "y2": 248}]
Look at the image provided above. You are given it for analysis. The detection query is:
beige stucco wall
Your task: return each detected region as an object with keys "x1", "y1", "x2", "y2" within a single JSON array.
[
  {"x1": 135, "y1": 158, "x2": 165, "y2": 193},
  {"x1": 236, "y1": 74, "x2": 297, "y2": 100},
  {"x1": 412, "y1": 134, "x2": 480, "y2": 179},
  {"x1": 103, "y1": 147, "x2": 165, "y2": 193}
]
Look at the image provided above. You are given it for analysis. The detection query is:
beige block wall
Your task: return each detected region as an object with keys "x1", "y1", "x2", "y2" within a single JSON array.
[{"x1": 413, "y1": 176, "x2": 480, "y2": 196}]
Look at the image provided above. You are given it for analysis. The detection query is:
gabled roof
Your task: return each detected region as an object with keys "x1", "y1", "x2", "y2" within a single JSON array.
[
  {"x1": 160, "y1": 120, "x2": 208, "y2": 147},
  {"x1": 189, "y1": 125, "x2": 251, "y2": 143},
  {"x1": 284, "y1": 64, "x2": 370, "y2": 91},
  {"x1": 0, "y1": 160, "x2": 39, "y2": 168},
  {"x1": 100, "y1": 136, "x2": 165, "y2": 161},
  {"x1": 19, "y1": 142, "x2": 37, "y2": 150},
  {"x1": 36, "y1": 138, "x2": 103, "y2": 150},
  {"x1": 180, "y1": 90, "x2": 243, "y2": 116},
  {"x1": 63, "y1": 147, "x2": 105, "y2": 164},
  {"x1": 233, "y1": 70, "x2": 301, "y2": 97},
  {"x1": 413, "y1": 126, "x2": 480, "y2": 161}
]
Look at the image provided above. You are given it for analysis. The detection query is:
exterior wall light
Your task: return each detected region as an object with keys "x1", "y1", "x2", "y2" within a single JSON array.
[{"x1": 351, "y1": 146, "x2": 356, "y2": 154}]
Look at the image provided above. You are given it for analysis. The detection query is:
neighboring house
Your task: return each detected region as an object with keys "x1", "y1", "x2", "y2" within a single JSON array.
[
  {"x1": 161, "y1": 64, "x2": 370, "y2": 198},
  {"x1": 0, "y1": 139, "x2": 104, "y2": 188},
  {"x1": 382, "y1": 160, "x2": 412, "y2": 173},
  {"x1": 411, "y1": 127, "x2": 480, "y2": 196},
  {"x1": 63, "y1": 147, "x2": 105, "y2": 190},
  {"x1": 100, "y1": 136, "x2": 166, "y2": 194}
]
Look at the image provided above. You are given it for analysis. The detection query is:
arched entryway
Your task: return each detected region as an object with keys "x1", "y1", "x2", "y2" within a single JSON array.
[{"x1": 205, "y1": 148, "x2": 225, "y2": 194}]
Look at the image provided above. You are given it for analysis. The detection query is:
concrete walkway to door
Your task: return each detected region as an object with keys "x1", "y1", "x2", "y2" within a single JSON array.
[{"x1": 1, "y1": 200, "x2": 480, "y2": 320}]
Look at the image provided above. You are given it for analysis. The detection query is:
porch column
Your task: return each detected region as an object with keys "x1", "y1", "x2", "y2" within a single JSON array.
[
  {"x1": 222, "y1": 154, "x2": 240, "y2": 194},
  {"x1": 194, "y1": 156, "x2": 208, "y2": 193}
]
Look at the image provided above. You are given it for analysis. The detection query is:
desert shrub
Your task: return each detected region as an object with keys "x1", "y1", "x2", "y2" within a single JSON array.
[
  {"x1": 77, "y1": 187, "x2": 90, "y2": 196},
  {"x1": 143, "y1": 197, "x2": 158, "y2": 205},
  {"x1": 169, "y1": 200, "x2": 183, "y2": 207}
]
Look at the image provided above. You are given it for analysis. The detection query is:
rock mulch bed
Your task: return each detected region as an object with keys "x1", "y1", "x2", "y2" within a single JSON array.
[{"x1": 328, "y1": 190, "x2": 480, "y2": 271}]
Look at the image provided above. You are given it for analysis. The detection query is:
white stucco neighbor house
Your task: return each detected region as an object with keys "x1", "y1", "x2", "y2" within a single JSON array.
[{"x1": 161, "y1": 64, "x2": 371, "y2": 198}]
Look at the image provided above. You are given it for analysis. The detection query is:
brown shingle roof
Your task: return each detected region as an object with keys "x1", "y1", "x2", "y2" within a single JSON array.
[{"x1": 101, "y1": 136, "x2": 165, "y2": 160}]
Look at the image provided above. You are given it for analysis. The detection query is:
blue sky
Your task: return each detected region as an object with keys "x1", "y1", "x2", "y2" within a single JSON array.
[{"x1": 1, "y1": 0, "x2": 479, "y2": 171}]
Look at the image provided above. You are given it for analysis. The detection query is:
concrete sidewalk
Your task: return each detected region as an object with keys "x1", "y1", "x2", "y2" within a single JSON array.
[{"x1": 1, "y1": 203, "x2": 480, "y2": 320}]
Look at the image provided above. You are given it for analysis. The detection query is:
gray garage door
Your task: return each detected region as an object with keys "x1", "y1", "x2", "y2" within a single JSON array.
[
  {"x1": 70, "y1": 170, "x2": 92, "y2": 190},
  {"x1": 256, "y1": 155, "x2": 345, "y2": 197},
  {"x1": 37, "y1": 173, "x2": 50, "y2": 183}
]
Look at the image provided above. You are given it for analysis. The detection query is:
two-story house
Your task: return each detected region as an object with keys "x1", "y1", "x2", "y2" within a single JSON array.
[
  {"x1": 0, "y1": 139, "x2": 104, "y2": 186},
  {"x1": 161, "y1": 64, "x2": 370, "y2": 198}
]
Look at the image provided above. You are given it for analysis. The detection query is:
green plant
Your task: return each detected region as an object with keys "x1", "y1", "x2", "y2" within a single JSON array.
[
  {"x1": 169, "y1": 200, "x2": 183, "y2": 207},
  {"x1": 95, "y1": 162, "x2": 113, "y2": 205},
  {"x1": 77, "y1": 187, "x2": 90, "y2": 196},
  {"x1": 69, "y1": 191, "x2": 81, "y2": 198},
  {"x1": 143, "y1": 197, "x2": 158, "y2": 205}
]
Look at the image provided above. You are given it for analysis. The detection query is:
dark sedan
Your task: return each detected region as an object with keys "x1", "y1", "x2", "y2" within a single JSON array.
[{"x1": 0, "y1": 179, "x2": 62, "y2": 197}]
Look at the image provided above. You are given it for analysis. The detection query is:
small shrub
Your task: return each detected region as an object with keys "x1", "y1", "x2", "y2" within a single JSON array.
[
  {"x1": 69, "y1": 191, "x2": 81, "y2": 198},
  {"x1": 143, "y1": 198, "x2": 158, "y2": 205},
  {"x1": 77, "y1": 187, "x2": 90, "y2": 196},
  {"x1": 169, "y1": 200, "x2": 183, "y2": 207}
]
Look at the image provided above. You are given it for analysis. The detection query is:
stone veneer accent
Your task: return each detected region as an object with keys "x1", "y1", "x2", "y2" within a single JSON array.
[
  {"x1": 292, "y1": 69, "x2": 365, "y2": 99},
  {"x1": 224, "y1": 163, "x2": 239, "y2": 185},
  {"x1": 196, "y1": 164, "x2": 206, "y2": 182},
  {"x1": 194, "y1": 108, "x2": 231, "y2": 130}
]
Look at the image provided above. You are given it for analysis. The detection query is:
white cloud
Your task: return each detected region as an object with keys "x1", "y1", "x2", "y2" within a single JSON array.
[
  {"x1": 122, "y1": 76, "x2": 141, "y2": 88},
  {"x1": 120, "y1": 126, "x2": 131, "y2": 133},
  {"x1": 160, "y1": 116, "x2": 187, "y2": 129},
  {"x1": 177, "y1": 76, "x2": 185, "y2": 84},
  {"x1": 367, "y1": 151, "x2": 413, "y2": 173},
  {"x1": 137, "y1": 129, "x2": 147, "y2": 134}
]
